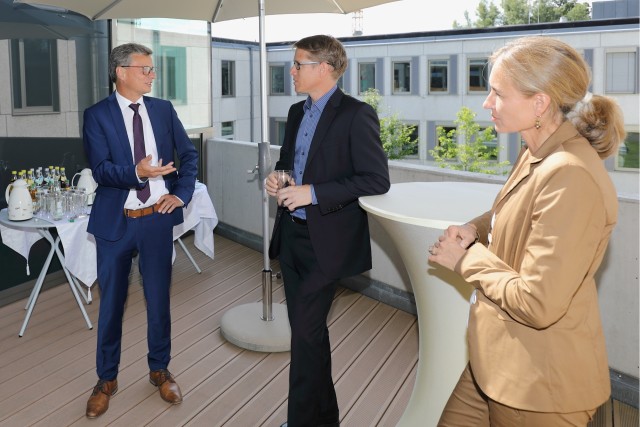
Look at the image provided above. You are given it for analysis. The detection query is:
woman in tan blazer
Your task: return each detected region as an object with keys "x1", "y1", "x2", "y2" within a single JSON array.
[{"x1": 428, "y1": 36, "x2": 626, "y2": 426}]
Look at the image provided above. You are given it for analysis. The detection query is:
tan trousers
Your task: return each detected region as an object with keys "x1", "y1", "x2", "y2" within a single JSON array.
[{"x1": 438, "y1": 364, "x2": 597, "y2": 427}]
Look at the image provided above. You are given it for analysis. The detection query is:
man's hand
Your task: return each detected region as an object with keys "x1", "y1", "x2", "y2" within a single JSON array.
[
  {"x1": 277, "y1": 184, "x2": 312, "y2": 211},
  {"x1": 265, "y1": 171, "x2": 279, "y2": 197},
  {"x1": 156, "y1": 194, "x2": 183, "y2": 214},
  {"x1": 137, "y1": 155, "x2": 176, "y2": 179}
]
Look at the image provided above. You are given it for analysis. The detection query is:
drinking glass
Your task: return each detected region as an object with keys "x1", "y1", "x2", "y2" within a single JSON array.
[
  {"x1": 32, "y1": 195, "x2": 40, "y2": 216},
  {"x1": 62, "y1": 192, "x2": 75, "y2": 220},
  {"x1": 274, "y1": 170, "x2": 292, "y2": 189},
  {"x1": 50, "y1": 193, "x2": 63, "y2": 221},
  {"x1": 73, "y1": 188, "x2": 89, "y2": 218},
  {"x1": 39, "y1": 193, "x2": 50, "y2": 220}
]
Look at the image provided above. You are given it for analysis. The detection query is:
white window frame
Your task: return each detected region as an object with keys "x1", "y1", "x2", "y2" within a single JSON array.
[
  {"x1": 10, "y1": 39, "x2": 59, "y2": 114},
  {"x1": 428, "y1": 58, "x2": 449, "y2": 94},
  {"x1": 221, "y1": 60, "x2": 235, "y2": 97},
  {"x1": 615, "y1": 129, "x2": 639, "y2": 171},
  {"x1": 358, "y1": 62, "x2": 376, "y2": 94},
  {"x1": 467, "y1": 57, "x2": 489, "y2": 93},
  {"x1": 605, "y1": 48, "x2": 637, "y2": 94},
  {"x1": 221, "y1": 120, "x2": 235, "y2": 139},
  {"x1": 269, "y1": 64, "x2": 286, "y2": 95},
  {"x1": 392, "y1": 60, "x2": 411, "y2": 94}
]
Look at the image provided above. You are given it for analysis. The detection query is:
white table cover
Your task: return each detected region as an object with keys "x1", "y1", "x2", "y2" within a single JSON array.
[
  {"x1": 173, "y1": 182, "x2": 218, "y2": 259},
  {"x1": 0, "y1": 220, "x2": 42, "y2": 276},
  {"x1": 0, "y1": 183, "x2": 217, "y2": 287}
]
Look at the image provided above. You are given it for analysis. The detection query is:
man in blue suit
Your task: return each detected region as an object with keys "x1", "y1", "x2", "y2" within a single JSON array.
[
  {"x1": 82, "y1": 43, "x2": 198, "y2": 418},
  {"x1": 265, "y1": 35, "x2": 390, "y2": 427}
]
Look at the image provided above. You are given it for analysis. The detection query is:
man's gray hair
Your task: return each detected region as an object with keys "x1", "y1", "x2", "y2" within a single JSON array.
[{"x1": 109, "y1": 43, "x2": 153, "y2": 83}]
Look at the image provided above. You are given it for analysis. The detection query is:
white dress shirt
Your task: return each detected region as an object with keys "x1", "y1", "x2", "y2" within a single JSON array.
[{"x1": 115, "y1": 91, "x2": 168, "y2": 209}]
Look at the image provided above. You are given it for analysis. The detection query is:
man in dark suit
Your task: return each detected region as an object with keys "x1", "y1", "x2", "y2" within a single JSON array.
[
  {"x1": 265, "y1": 35, "x2": 390, "y2": 427},
  {"x1": 82, "y1": 43, "x2": 198, "y2": 418}
]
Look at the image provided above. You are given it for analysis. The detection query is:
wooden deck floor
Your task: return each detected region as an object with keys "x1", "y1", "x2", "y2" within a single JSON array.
[
  {"x1": 0, "y1": 234, "x2": 417, "y2": 427},
  {"x1": 0, "y1": 234, "x2": 636, "y2": 427}
]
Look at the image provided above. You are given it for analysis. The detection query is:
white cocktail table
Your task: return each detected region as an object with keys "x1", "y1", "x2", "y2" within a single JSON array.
[{"x1": 359, "y1": 181, "x2": 501, "y2": 427}]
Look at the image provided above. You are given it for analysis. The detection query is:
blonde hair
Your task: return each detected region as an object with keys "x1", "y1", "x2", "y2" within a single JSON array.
[
  {"x1": 490, "y1": 36, "x2": 626, "y2": 159},
  {"x1": 293, "y1": 35, "x2": 347, "y2": 80}
]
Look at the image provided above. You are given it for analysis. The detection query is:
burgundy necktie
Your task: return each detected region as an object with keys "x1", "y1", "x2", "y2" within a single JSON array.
[{"x1": 129, "y1": 103, "x2": 150, "y2": 203}]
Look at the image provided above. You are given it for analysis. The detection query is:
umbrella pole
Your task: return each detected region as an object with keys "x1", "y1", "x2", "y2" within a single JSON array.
[
  {"x1": 219, "y1": 0, "x2": 291, "y2": 353},
  {"x1": 258, "y1": 0, "x2": 272, "y2": 322}
]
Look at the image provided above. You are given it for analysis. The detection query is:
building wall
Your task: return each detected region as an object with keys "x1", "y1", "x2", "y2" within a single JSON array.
[
  {"x1": 212, "y1": 20, "x2": 639, "y2": 175},
  {"x1": 593, "y1": 0, "x2": 640, "y2": 19},
  {"x1": 0, "y1": 21, "x2": 211, "y2": 141}
]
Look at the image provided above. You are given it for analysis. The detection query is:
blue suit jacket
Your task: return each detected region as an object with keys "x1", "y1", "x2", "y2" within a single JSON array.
[{"x1": 83, "y1": 92, "x2": 198, "y2": 242}]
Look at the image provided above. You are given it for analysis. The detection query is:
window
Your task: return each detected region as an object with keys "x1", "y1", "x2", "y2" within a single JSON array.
[
  {"x1": 406, "y1": 124, "x2": 419, "y2": 156},
  {"x1": 156, "y1": 46, "x2": 187, "y2": 104},
  {"x1": 439, "y1": 126, "x2": 456, "y2": 143},
  {"x1": 10, "y1": 39, "x2": 59, "y2": 113},
  {"x1": 393, "y1": 61, "x2": 411, "y2": 93},
  {"x1": 606, "y1": 51, "x2": 637, "y2": 94},
  {"x1": 221, "y1": 121, "x2": 234, "y2": 139},
  {"x1": 273, "y1": 119, "x2": 287, "y2": 146},
  {"x1": 617, "y1": 131, "x2": 639, "y2": 170},
  {"x1": 468, "y1": 58, "x2": 489, "y2": 93},
  {"x1": 221, "y1": 60, "x2": 235, "y2": 97},
  {"x1": 480, "y1": 127, "x2": 498, "y2": 160},
  {"x1": 429, "y1": 59, "x2": 448, "y2": 93},
  {"x1": 359, "y1": 62, "x2": 375, "y2": 94},
  {"x1": 270, "y1": 65, "x2": 285, "y2": 95}
]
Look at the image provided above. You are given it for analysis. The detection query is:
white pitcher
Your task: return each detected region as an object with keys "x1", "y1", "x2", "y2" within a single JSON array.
[
  {"x1": 5, "y1": 179, "x2": 33, "y2": 221},
  {"x1": 72, "y1": 168, "x2": 98, "y2": 205}
]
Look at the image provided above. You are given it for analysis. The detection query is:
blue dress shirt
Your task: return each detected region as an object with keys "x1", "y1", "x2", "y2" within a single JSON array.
[{"x1": 291, "y1": 85, "x2": 338, "y2": 220}]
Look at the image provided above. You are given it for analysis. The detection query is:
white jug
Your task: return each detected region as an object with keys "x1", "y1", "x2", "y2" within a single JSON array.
[
  {"x1": 5, "y1": 179, "x2": 33, "y2": 221},
  {"x1": 72, "y1": 168, "x2": 98, "y2": 205}
]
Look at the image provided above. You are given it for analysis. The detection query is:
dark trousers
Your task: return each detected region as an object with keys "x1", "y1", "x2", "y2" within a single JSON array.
[
  {"x1": 94, "y1": 211, "x2": 174, "y2": 380},
  {"x1": 279, "y1": 217, "x2": 340, "y2": 427}
]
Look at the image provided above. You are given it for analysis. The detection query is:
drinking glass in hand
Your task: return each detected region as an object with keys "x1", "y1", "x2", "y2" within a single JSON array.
[{"x1": 275, "y1": 170, "x2": 292, "y2": 189}]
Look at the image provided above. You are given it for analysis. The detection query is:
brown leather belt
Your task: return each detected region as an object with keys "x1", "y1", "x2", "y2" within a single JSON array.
[{"x1": 124, "y1": 204, "x2": 158, "y2": 218}]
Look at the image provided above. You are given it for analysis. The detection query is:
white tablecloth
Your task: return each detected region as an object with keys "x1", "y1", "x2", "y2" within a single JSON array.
[
  {"x1": 0, "y1": 183, "x2": 217, "y2": 287},
  {"x1": 173, "y1": 182, "x2": 218, "y2": 258}
]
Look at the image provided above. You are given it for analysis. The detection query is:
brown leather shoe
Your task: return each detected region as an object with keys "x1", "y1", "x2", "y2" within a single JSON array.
[
  {"x1": 86, "y1": 379, "x2": 118, "y2": 418},
  {"x1": 149, "y1": 369, "x2": 182, "y2": 404}
]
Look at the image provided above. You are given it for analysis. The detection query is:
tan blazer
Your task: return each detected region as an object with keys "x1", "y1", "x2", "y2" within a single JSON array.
[{"x1": 457, "y1": 121, "x2": 616, "y2": 413}]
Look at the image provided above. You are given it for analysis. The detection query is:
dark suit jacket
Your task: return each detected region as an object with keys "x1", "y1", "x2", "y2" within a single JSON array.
[
  {"x1": 83, "y1": 93, "x2": 198, "y2": 242},
  {"x1": 269, "y1": 89, "x2": 390, "y2": 280}
]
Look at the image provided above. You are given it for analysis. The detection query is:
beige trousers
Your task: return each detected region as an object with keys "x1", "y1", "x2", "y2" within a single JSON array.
[{"x1": 438, "y1": 363, "x2": 597, "y2": 427}]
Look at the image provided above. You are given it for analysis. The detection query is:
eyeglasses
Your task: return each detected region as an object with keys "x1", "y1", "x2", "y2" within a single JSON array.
[
  {"x1": 292, "y1": 60, "x2": 320, "y2": 70},
  {"x1": 120, "y1": 65, "x2": 157, "y2": 75}
]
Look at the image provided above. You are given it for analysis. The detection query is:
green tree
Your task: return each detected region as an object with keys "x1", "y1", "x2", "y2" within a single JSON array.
[
  {"x1": 502, "y1": 0, "x2": 530, "y2": 25},
  {"x1": 459, "y1": 0, "x2": 591, "y2": 28},
  {"x1": 476, "y1": 0, "x2": 501, "y2": 27},
  {"x1": 564, "y1": 1, "x2": 591, "y2": 21},
  {"x1": 529, "y1": 0, "x2": 590, "y2": 22},
  {"x1": 362, "y1": 88, "x2": 417, "y2": 160},
  {"x1": 429, "y1": 106, "x2": 510, "y2": 174}
]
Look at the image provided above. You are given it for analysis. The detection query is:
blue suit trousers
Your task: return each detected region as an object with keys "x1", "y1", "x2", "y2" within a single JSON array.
[{"x1": 94, "y1": 211, "x2": 174, "y2": 380}]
